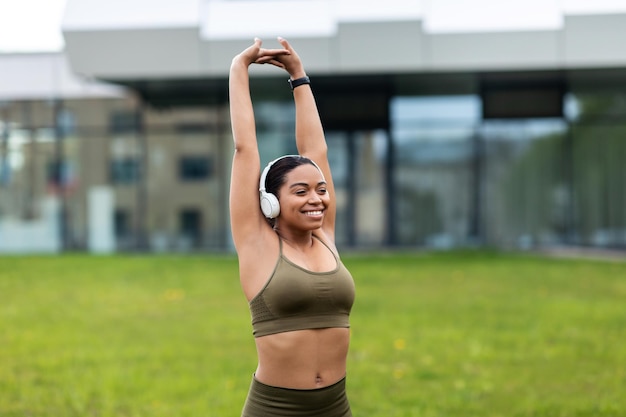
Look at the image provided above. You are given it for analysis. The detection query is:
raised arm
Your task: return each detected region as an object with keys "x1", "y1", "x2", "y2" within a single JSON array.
[
  {"x1": 276, "y1": 37, "x2": 337, "y2": 239},
  {"x1": 229, "y1": 39, "x2": 289, "y2": 250}
]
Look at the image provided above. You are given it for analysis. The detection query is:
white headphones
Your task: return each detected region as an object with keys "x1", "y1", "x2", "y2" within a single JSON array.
[{"x1": 259, "y1": 155, "x2": 325, "y2": 219}]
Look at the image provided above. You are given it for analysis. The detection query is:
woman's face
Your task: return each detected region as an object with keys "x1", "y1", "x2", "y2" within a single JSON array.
[{"x1": 277, "y1": 164, "x2": 329, "y2": 229}]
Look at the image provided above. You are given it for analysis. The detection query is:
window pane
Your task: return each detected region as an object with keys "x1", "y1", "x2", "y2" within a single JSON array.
[
  {"x1": 391, "y1": 96, "x2": 478, "y2": 248},
  {"x1": 109, "y1": 110, "x2": 137, "y2": 134},
  {"x1": 571, "y1": 125, "x2": 626, "y2": 247},
  {"x1": 179, "y1": 156, "x2": 212, "y2": 181},
  {"x1": 179, "y1": 208, "x2": 202, "y2": 248},
  {"x1": 480, "y1": 119, "x2": 568, "y2": 248},
  {"x1": 110, "y1": 158, "x2": 140, "y2": 184},
  {"x1": 393, "y1": 127, "x2": 473, "y2": 247}
]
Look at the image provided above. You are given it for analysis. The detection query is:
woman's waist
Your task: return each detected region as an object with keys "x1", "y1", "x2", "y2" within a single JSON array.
[
  {"x1": 254, "y1": 366, "x2": 348, "y2": 390},
  {"x1": 254, "y1": 328, "x2": 350, "y2": 389},
  {"x1": 251, "y1": 372, "x2": 348, "y2": 396}
]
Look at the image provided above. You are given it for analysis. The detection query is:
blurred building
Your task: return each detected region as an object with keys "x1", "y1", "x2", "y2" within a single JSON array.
[{"x1": 1, "y1": 0, "x2": 626, "y2": 252}]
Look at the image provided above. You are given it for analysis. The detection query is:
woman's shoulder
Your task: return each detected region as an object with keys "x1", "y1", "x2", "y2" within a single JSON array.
[{"x1": 313, "y1": 229, "x2": 338, "y2": 257}]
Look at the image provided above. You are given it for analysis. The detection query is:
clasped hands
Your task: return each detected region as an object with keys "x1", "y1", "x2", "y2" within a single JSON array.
[{"x1": 234, "y1": 37, "x2": 306, "y2": 79}]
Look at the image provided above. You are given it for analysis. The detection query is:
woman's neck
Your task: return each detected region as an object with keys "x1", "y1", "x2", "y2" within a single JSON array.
[{"x1": 275, "y1": 227, "x2": 314, "y2": 250}]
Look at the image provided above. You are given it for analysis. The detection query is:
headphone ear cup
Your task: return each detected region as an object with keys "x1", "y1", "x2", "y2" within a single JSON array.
[{"x1": 260, "y1": 191, "x2": 280, "y2": 219}]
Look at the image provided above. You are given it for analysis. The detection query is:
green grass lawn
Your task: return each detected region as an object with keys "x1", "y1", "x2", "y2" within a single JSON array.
[{"x1": 1, "y1": 251, "x2": 625, "y2": 417}]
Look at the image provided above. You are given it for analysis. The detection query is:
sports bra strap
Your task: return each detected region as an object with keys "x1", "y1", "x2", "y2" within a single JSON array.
[
  {"x1": 313, "y1": 235, "x2": 336, "y2": 258},
  {"x1": 278, "y1": 235, "x2": 284, "y2": 255}
]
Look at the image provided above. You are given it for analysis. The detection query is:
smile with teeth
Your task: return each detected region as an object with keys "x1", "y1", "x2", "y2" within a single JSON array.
[{"x1": 304, "y1": 210, "x2": 323, "y2": 216}]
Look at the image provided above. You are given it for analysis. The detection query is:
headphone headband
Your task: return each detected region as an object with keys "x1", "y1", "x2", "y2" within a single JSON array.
[{"x1": 259, "y1": 155, "x2": 324, "y2": 192}]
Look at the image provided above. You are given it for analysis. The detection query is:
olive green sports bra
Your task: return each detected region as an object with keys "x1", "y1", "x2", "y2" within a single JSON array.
[{"x1": 249, "y1": 236, "x2": 355, "y2": 338}]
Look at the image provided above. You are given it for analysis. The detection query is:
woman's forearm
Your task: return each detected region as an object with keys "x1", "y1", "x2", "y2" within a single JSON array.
[
  {"x1": 294, "y1": 82, "x2": 327, "y2": 157},
  {"x1": 229, "y1": 58, "x2": 257, "y2": 152}
]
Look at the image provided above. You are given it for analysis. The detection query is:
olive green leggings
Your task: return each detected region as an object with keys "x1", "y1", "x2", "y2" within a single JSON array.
[{"x1": 241, "y1": 375, "x2": 352, "y2": 417}]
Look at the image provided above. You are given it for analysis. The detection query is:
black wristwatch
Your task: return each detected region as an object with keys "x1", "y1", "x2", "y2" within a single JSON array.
[{"x1": 288, "y1": 76, "x2": 310, "y2": 90}]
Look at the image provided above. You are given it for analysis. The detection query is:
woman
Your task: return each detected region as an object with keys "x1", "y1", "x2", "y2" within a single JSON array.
[{"x1": 229, "y1": 37, "x2": 356, "y2": 416}]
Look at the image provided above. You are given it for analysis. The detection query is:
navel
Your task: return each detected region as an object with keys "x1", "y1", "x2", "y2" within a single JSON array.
[{"x1": 315, "y1": 374, "x2": 323, "y2": 386}]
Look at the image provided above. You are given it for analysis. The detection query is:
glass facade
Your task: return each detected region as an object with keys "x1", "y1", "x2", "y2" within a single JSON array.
[
  {"x1": 0, "y1": 98, "x2": 231, "y2": 252},
  {"x1": 480, "y1": 119, "x2": 568, "y2": 248},
  {"x1": 326, "y1": 130, "x2": 388, "y2": 247},
  {"x1": 569, "y1": 91, "x2": 626, "y2": 247},
  {"x1": 1, "y1": 75, "x2": 625, "y2": 252},
  {"x1": 391, "y1": 96, "x2": 479, "y2": 248}
]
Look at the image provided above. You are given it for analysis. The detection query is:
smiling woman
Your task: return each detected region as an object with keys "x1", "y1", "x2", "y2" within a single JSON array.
[
  {"x1": 260, "y1": 155, "x2": 326, "y2": 220},
  {"x1": 228, "y1": 37, "x2": 356, "y2": 416},
  {"x1": 0, "y1": 0, "x2": 67, "y2": 52}
]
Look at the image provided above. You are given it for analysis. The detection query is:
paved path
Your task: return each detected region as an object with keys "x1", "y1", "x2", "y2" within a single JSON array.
[{"x1": 535, "y1": 247, "x2": 625, "y2": 262}]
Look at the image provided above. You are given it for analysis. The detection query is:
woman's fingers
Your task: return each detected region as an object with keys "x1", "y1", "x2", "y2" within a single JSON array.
[
  {"x1": 267, "y1": 59, "x2": 286, "y2": 69},
  {"x1": 254, "y1": 45, "x2": 290, "y2": 68},
  {"x1": 255, "y1": 56, "x2": 286, "y2": 68},
  {"x1": 277, "y1": 36, "x2": 292, "y2": 52},
  {"x1": 259, "y1": 48, "x2": 290, "y2": 58}
]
